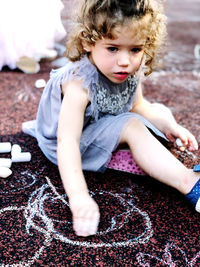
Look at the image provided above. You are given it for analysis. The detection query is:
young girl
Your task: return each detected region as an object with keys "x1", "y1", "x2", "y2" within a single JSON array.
[{"x1": 23, "y1": 0, "x2": 200, "y2": 237}]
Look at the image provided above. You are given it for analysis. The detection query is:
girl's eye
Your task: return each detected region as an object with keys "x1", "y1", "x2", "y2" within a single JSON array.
[
  {"x1": 131, "y1": 47, "x2": 142, "y2": 53},
  {"x1": 107, "y1": 47, "x2": 118, "y2": 52}
]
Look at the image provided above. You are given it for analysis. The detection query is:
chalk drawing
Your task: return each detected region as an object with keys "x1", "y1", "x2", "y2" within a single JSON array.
[
  {"x1": 25, "y1": 176, "x2": 153, "y2": 248},
  {"x1": 0, "y1": 169, "x2": 44, "y2": 194},
  {"x1": 15, "y1": 83, "x2": 39, "y2": 103},
  {"x1": 136, "y1": 242, "x2": 200, "y2": 266},
  {"x1": 0, "y1": 206, "x2": 52, "y2": 267},
  {"x1": 46, "y1": 177, "x2": 151, "y2": 236},
  {"x1": 0, "y1": 173, "x2": 153, "y2": 265}
]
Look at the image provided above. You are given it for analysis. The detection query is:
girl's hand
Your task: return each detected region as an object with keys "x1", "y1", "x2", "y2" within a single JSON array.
[
  {"x1": 165, "y1": 124, "x2": 198, "y2": 152},
  {"x1": 147, "y1": 103, "x2": 198, "y2": 152},
  {"x1": 69, "y1": 193, "x2": 100, "y2": 237}
]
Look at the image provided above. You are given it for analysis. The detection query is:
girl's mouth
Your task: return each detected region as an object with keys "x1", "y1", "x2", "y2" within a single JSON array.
[{"x1": 114, "y1": 72, "x2": 129, "y2": 80}]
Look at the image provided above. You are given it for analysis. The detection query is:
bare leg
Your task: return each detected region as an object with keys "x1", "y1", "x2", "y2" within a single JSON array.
[{"x1": 120, "y1": 118, "x2": 199, "y2": 195}]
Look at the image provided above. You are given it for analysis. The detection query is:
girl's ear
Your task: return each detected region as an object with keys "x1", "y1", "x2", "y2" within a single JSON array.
[{"x1": 82, "y1": 41, "x2": 92, "y2": 52}]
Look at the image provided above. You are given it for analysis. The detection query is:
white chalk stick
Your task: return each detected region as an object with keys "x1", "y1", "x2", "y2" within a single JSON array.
[
  {"x1": 0, "y1": 142, "x2": 12, "y2": 153},
  {"x1": 12, "y1": 152, "x2": 31, "y2": 162},
  {"x1": 194, "y1": 44, "x2": 200, "y2": 60},
  {"x1": 0, "y1": 166, "x2": 12, "y2": 178},
  {"x1": 0, "y1": 158, "x2": 12, "y2": 168},
  {"x1": 11, "y1": 144, "x2": 22, "y2": 155},
  {"x1": 35, "y1": 79, "x2": 46, "y2": 88},
  {"x1": 176, "y1": 138, "x2": 184, "y2": 147}
]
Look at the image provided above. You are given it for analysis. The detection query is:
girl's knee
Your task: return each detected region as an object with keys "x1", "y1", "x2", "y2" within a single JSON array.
[{"x1": 120, "y1": 117, "x2": 146, "y2": 144}]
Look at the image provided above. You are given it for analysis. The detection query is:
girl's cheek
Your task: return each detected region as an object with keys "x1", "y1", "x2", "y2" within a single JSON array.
[{"x1": 134, "y1": 58, "x2": 142, "y2": 69}]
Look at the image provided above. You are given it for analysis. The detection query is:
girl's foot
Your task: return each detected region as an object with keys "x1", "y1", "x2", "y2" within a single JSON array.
[{"x1": 186, "y1": 164, "x2": 200, "y2": 212}]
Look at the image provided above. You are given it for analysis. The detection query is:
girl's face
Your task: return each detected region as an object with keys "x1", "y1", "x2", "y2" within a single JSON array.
[{"x1": 85, "y1": 26, "x2": 146, "y2": 83}]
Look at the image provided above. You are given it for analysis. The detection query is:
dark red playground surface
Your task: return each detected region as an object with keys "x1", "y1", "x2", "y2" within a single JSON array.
[{"x1": 0, "y1": 0, "x2": 200, "y2": 265}]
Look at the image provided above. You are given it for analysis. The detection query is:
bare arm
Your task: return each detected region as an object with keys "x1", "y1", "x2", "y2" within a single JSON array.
[
  {"x1": 131, "y1": 82, "x2": 175, "y2": 131},
  {"x1": 131, "y1": 82, "x2": 198, "y2": 151},
  {"x1": 57, "y1": 79, "x2": 88, "y2": 197},
  {"x1": 57, "y1": 79, "x2": 100, "y2": 236}
]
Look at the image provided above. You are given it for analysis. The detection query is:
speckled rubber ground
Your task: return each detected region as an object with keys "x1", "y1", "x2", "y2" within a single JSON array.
[{"x1": 0, "y1": 0, "x2": 200, "y2": 265}]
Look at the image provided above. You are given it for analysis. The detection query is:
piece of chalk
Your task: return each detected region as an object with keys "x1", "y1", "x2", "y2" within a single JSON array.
[
  {"x1": 176, "y1": 138, "x2": 184, "y2": 147},
  {"x1": 0, "y1": 166, "x2": 12, "y2": 178},
  {"x1": 194, "y1": 44, "x2": 200, "y2": 60},
  {"x1": 12, "y1": 152, "x2": 31, "y2": 163},
  {"x1": 0, "y1": 142, "x2": 12, "y2": 153},
  {"x1": 35, "y1": 79, "x2": 46, "y2": 88},
  {"x1": 0, "y1": 158, "x2": 12, "y2": 168},
  {"x1": 11, "y1": 144, "x2": 22, "y2": 155}
]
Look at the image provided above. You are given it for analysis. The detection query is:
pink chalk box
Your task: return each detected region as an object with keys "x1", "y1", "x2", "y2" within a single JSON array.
[{"x1": 108, "y1": 150, "x2": 146, "y2": 175}]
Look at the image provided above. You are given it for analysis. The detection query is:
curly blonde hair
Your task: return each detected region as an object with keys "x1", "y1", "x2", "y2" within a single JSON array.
[{"x1": 65, "y1": 0, "x2": 167, "y2": 75}]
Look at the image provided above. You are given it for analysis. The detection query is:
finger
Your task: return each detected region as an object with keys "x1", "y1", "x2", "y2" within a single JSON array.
[
  {"x1": 187, "y1": 134, "x2": 198, "y2": 151},
  {"x1": 166, "y1": 133, "x2": 176, "y2": 143},
  {"x1": 78, "y1": 210, "x2": 99, "y2": 236},
  {"x1": 173, "y1": 127, "x2": 189, "y2": 148},
  {"x1": 175, "y1": 138, "x2": 183, "y2": 147},
  {"x1": 179, "y1": 128, "x2": 198, "y2": 151},
  {"x1": 73, "y1": 210, "x2": 100, "y2": 236},
  {"x1": 176, "y1": 132, "x2": 198, "y2": 151},
  {"x1": 178, "y1": 126, "x2": 198, "y2": 148},
  {"x1": 74, "y1": 218, "x2": 98, "y2": 236},
  {"x1": 178, "y1": 135, "x2": 188, "y2": 147},
  {"x1": 88, "y1": 211, "x2": 100, "y2": 235},
  {"x1": 175, "y1": 138, "x2": 185, "y2": 151}
]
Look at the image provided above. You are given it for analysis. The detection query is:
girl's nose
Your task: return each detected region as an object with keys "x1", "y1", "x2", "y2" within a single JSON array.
[{"x1": 117, "y1": 51, "x2": 130, "y2": 66}]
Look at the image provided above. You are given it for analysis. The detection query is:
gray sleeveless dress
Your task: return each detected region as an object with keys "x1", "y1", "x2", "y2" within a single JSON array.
[{"x1": 22, "y1": 56, "x2": 166, "y2": 172}]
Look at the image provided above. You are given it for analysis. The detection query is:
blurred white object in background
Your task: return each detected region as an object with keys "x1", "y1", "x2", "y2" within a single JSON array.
[{"x1": 0, "y1": 0, "x2": 66, "y2": 71}]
